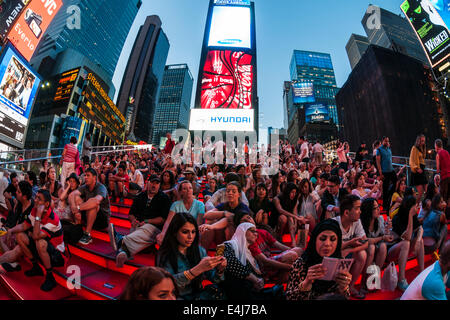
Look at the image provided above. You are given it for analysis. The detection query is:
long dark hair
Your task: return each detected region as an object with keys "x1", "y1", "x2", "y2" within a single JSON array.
[
  {"x1": 161, "y1": 170, "x2": 175, "y2": 188},
  {"x1": 360, "y1": 198, "x2": 378, "y2": 236},
  {"x1": 279, "y1": 182, "x2": 298, "y2": 212},
  {"x1": 297, "y1": 178, "x2": 312, "y2": 209},
  {"x1": 120, "y1": 266, "x2": 179, "y2": 300},
  {"x1": 394, "y1": 195, "x2": 419, "y2": 234},
  {"x1": 157, "y1": 213, "x2": 202, "y2": 291}
]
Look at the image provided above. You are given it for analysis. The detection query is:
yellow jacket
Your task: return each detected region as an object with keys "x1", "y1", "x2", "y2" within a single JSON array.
[{"x1": 409, "y1": 146, "x2": 425, "y2": 173}]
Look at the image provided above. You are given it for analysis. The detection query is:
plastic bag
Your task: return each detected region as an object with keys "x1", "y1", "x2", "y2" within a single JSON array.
[{"x1": 381, "y1": 262, "x2": 398, "y2": 291}]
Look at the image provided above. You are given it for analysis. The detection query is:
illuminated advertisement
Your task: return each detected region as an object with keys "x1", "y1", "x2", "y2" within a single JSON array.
[
  {"x1": 208, "y1": 5, "x2": 251, "y2": 48},
  {"x1": 305, "y1": 104, "x2": 330, "y2": 123},
  {"x1": 201, "y1": 50, "x2": 253, "y2": 109},
  {"x1": 430, "y1": 0, "x2": 450, "y2": 29},
  {"x1": 58, "y1": 116, "x2": 86, "y2": 152},
  {"x1": 189, "y1": 108, "x2": 254, "y2": 131},
  {"x1": 401, "y1": 0, "x2": 450, "y2": 67},
  {"x1": 292, "y1": 82, "x2": 315, "y2": 104},
  {"x1": 7, "y1": 0, "x2": 63, "y2": 61},
  {"x1": 0, "y1": 43, "x2": 41, "y2": 146},
  {"x1": 214, "y1": 0, "x2": 250, "y2": 6},
  {"x1": 54, "y1": 68, "x2": 80, "y2": 102},
  {"x1": 0, "y1": 0, "x2": 30, "y2": 42}
]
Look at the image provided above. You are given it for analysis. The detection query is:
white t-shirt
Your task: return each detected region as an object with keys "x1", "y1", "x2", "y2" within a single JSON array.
[
  {"x1": 300, "y1": 142, "x2": 309, "y2": 160},
  {"x1": 298, "y1": 170, "x2": 310, "y2": 180},
  {"x1": 333, "y1": 216, "x2": 366, "y2": 242},
  {"x1": 313, "y1": 143, "x2": 323, "y2": 154}
]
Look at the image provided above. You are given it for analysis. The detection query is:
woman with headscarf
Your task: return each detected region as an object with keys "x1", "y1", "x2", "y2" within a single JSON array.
[
  {"x1": 286, "y1": 219, "x2": 352, "y2": 300},
  {"x1": 221, "y1": 222, "x2": 265, "y2": 300}
]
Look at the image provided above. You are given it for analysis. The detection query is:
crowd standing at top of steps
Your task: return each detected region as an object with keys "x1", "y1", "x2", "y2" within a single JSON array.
[{"x1": 0, "y1": 133, "x2": 449, "y2": 300}]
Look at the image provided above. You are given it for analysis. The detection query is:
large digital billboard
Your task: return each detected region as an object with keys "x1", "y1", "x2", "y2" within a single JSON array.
[
  {"x1": 0, "y1": 43, "x2": 41, "y2": 146},
  {"x1": 7, "y1": 0, "x2": 62, "y2": 61},
  {"x1": 54, "y1": 68, "x2": 80, "y2": 102},
  {"x1": 401, "y1": 0, "x2": 450, "y2": 67},
  {"x1": 208, "y1": 5, "x2": 251, "y2": 48},
  {"x1": 0, "y1": 0, "x2": 30, "y2": 42},
  {"x1": 292, "y1": 82, "x2": 315, "y2": 104},
  {"x1": 430, "y1": 0, "x2": 450, "y2": 29},
  {"x1": 305, "y1": 104, "x2": 330, "y2": 123},
  {"x1": 201, "y1": 50, "x2": 253, "y2": 109}
]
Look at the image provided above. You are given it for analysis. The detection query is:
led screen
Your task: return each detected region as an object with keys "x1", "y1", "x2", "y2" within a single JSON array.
[
  {"x1": 401, "y1": 0, "x2": 450, "y2": 67},
  {"x1": 208, "y1": 6, "x2": 251, "y2": 48},
  {"x1": 0, "y1": 43, "x2": 41, "y2": 146},
  {"x1": 430, "y1": 0, "x2": 450, "y2": 29},
  {"x1": 0, "y1": 0, "x2": 30, "y2": 42},
  {"x1": 292, "y1": 82, "x2": 315, "y2": 104},
  {"x1": 305, "y1": 104, "x2": 330, "y2": 123},
  {"x1": 201, "y1": 50, "x2": 253, "y2": 109}
]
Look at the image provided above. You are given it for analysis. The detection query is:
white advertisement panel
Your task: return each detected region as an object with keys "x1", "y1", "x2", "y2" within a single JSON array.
[
  {"x1": 208, "y1": 6, "x2": 251, "y2": 49},
  {"x1": 189, "y1": 109, "x2": 254, "y2": 131}
]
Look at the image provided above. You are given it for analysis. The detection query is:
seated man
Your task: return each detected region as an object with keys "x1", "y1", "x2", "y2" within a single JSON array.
[
  {"x1": 321, "y1": 175, "x2": 349, "y2": 221},
  {"x1": 3, "y1": 172, "x2": 19, "y2": 213},
  {"x1": 108, "y1": 164, "x2": 129, "y2": 202},
  {"x1": 109, "y1": 175, "x2": 171, "y2": 268},
  {"x1": 69, "y1": 168, "x2": 111, "y2": 245},
  {"x1": 234, "y1": 211, "x2": 302, "y2": 284},
  {"x1": 333, "y1": 194, "x2": 368, "y2": 299},
  {"x1": 0, "y1": 189, "x2": 67, "y2": 291},
  {"x1": 205, "y1": 173, "x2": 249, "y2": 211},
  {"x1": 402, "y1": 240, "x2": 450, "y2": 300}
]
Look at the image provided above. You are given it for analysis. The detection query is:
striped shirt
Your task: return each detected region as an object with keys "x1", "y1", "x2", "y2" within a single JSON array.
[
  {"x1": 24, "y1": 207, "x2": 65, "y2": 253},
  {"x1": 64, "y1": 143, "x2": 79, "y2": 163}
]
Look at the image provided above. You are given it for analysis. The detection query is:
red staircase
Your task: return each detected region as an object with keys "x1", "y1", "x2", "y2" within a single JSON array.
[{"x1": 0, "y1": 176, "x2": 448, "y2": 300}]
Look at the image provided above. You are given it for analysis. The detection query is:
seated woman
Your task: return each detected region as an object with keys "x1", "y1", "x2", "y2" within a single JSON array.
[
  {"x1": 55, "y1": 173, "x2": 82, "y2": 239},
  {"x1": 391, "y1": 196, "x2": 425, "y2": 291},
  {"x1": 129, "y1": 162, "x2": 145, "y2": 190},
  {"x1": 419, "y1": 194, "x2": 448, "y2": 255},
  {"x1": 359, "y1": 198, "x2": 394, "y2": 292},
  {"x1": 286, "y1": 219, "x2": 352, "y2": 300},
  {"x1": 310, "y1": 167, "x2": 322, "y2": 188},
  {"x1": 44, "y1": 167, "x2": 62, "y2": 206},
  {"x1": 221, "y1": 222, "x2": 267, "y2": 300},
  {"x1": 271, "y1": 182, "x2": 305, "y2": 246},
  {"x1": 351, "y1": 173, "x2": 381, "y2": 201},
  {"x1": 160, "y1": 170, "x2": 179, "y2": 203},
  {"x1": 120, "y1": 266, "x2": 179, "y2": 300},
  {"x1": 269, "y1": 171, "x2": 286, "y2": 200},
  {"x1": 389, "y1": 179, "x2": 407, "y2": 219},
  {"x1": 203, "y1": 177, "x2": 218, "y2": 202},
  {"x1": 199, "y1": 182, "x2": 251, "y2": 250},
  {"x1": 234, "y1": 211, "x2": 302, "y2": 284},
  {"x1": 156, "y1": 212, "x2": 226, "y2": 300},
  {"x1": 249, "y1": 183, "x2": 273, "y2": 233},
  {"x1": 297, "y1": 178, "x2": 318, "y2": 232}
]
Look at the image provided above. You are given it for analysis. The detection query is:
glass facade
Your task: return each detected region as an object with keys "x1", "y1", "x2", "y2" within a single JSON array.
[
  {"x1": 346, "y1": 34, "x2": 370, "y2": 70},
  {"x1": 152, "y1": 64, "x2": 194, "y2": 146},
  {"x1": 31, "y1": 0, "x2": 142, "y2": 81},
  {"x1": 289, "y1": 50, "x2": 339, "y2": 126}
]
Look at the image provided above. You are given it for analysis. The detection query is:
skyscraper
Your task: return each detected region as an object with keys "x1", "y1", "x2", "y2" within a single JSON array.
[
  {"x1": 346, "y1": 34, "x2": 370, "y2": 69},
  {"x1": 30, "y1": 0, "x2": 142, "y2": 81},
  {"x1": 152, "y1": 64, "x2": 194, "y2": 146},
  {"x1": 289, "y1": 50, "x2": 339, "y2": 127},
  {"x1": 116, "y1": 15, "x2": 170, "y2": 143},
  {"x1": 361, "y1": 5, "x2": 429, "y2": 65}
]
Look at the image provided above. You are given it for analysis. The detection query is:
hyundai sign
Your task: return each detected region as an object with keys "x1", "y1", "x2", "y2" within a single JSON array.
[
  {"x1": 189, "y1": 109, "x2": 254, "y2": 131},
  {"x1": 208, "y1": 6, "x2": 251, "y2": 49}
]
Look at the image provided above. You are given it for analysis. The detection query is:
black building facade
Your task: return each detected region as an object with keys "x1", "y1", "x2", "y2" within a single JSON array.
[{"x1": 336, "y1": 45, "x2": 447, "y2": 156}]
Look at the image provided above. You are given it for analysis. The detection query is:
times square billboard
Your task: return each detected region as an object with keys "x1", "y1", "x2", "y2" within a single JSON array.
[
  {"x1": 401, "y1": 0, "x2": 450, "y2": 67},
  {"x1": 191, "y1": 0, "x2": 257, "y2": 132},
  {"x1": 305, "y1": 104, "x2": 330, "y2": 123}
]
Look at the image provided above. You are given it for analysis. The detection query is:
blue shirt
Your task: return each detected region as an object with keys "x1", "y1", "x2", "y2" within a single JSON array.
[
  {"x1": 421, "y1": 210, "x2": 444, "y2": 240},
  {"x1": 376, "y1": 145, "x2": 393, "y2": 173},
  {"x1": 170, "y1": 200, "x2": 205, "y2": 221}
]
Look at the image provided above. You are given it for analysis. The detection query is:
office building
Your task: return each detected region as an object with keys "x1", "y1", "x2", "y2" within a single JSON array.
[
  {"x1": 346, "y1": 34, "x2": 370, "y2": 69},
  {"x1": 116, "y1": 15, "x2": 170, "y2": 143},
  {"x1": 152, "y1": 64, "x2": 194, "y2": 147},
  {"x1": 336, "y1": 45, "x2": 447, "y2": 156}
]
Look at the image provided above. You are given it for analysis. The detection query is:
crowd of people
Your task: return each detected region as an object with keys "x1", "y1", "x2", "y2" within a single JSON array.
[{"x1": 0, "y1": 133, "x2": 448, "y2": 301}]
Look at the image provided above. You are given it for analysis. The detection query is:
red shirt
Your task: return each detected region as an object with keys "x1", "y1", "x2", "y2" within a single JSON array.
[
  {"x1": 438, "y1": 149, "x2": 450, "y2": 180},
  {"x1": 114, "y1": 173, "x2": 130, "y2": 183},
  {"x1": 249, "y1": 229, "x2": 276, "y2": 257}
]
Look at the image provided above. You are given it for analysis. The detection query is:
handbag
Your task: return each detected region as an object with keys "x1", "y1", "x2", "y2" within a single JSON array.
[{"x1": 381, "y1": 262, "x2": 398, "y2": 291}]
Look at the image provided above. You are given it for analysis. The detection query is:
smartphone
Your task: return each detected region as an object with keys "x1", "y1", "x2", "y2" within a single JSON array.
[
  {"x1": 358, "y1": 239, "x2": 368, "y2": 244},
  {"x1": 215, "y1": 244, "x2": 225, "y2": 257}
]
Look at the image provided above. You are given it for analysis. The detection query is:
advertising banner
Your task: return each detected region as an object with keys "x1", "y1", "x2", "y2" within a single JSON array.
[
  {"x1": 305, "y1": 104, "x2": 330, "y2": 123},
  {"x1": 208, "y1": 5, "x2": 251, "y2": 48},
  {"x1": 214, "y1": 0, "x2": 250, "y2": 6},
  {"x1": 58, "y1": 116, "x2": 86, "y2": 152},
  {"x1": 430, "y1": 0, "x2": 450, "y2": 29},
  {"x1": 54, "y1": 68, "x2": 80, "y2": 102},
  {"x1": 201, "y1": 50, "x2": 253, "y2": 109},
  {"x1": 401, "y1": 0, "x2": 450, "y2": 67},
  {"x1": 292, "y1": 82, "x2": 315, "y2": 104},
  {"x1": 7, "y1": 0, "x2": 63, "y2": 61},
  {"x1": 0, "y1": 43, "x2": 41, "y2": 146},
  {"x1": 0, "y1": 0, "x2": 30, "y2": 42},
  {"x1": 189, "y1": 108, "x2": 254, "y2": 131}
]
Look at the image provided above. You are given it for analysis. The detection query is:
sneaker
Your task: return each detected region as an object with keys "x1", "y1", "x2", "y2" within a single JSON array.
[
  {"x1": 1, "y1": 262, "x2": 21, "y2": 272},
  {"x1": 41, "y1": 273, "x2": 57, "y2": 292},
  {"x1": 79, "y1": 232, "x2": 92, "y2": 245},
  {"x1": 115, "y1": 249, "x2": 128, "y2": 268},
  {"x1": 397, "y1": 279, "x2": 409, "y2": 292},
  {"x1": 24, "y1": 264, "x2": 44, "y2": 277},
  {"x1": 108, "y1": 223, "x2": 117, "y2": 252}
]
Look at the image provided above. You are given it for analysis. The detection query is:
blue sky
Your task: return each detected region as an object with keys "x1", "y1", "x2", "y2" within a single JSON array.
[{"x1": 112, "y1": 0, "x2": 407, "y2": 141}]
